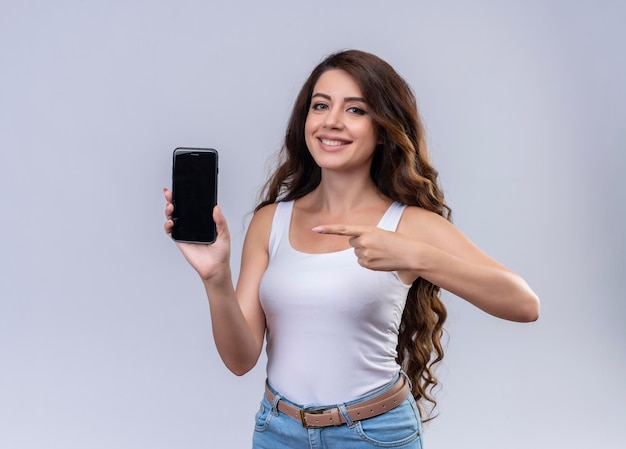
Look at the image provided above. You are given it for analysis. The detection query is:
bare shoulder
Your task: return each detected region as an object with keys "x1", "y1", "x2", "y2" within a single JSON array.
[
  {"x1": 398, "y1": 206, "x2": 473, "y2": 253},
  {"x1": 245, "y1": 203, "x2": 278, "y2": 246},
  {"x1": 398, "y1": 205, "x2": 506, "y2": 268},
  {"x1": 398, "y1": 206, "x2": 453, "y2": 237},
  {"x1": 251, "y1": 203, "x2": 278, "y2": 227}
]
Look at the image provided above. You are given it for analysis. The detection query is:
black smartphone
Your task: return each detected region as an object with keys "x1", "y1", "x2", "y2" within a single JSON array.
[{"x1": 171, "y1": 147, "x2": 219, "y2": 244}]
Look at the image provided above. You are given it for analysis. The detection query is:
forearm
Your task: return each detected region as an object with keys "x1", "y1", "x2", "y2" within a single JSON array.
[
  {"x1": 202, "y1": 270, "x2": 263, "y2": 375},
  {"x1": 413, "y1": 243, "x2": 540, "y2": 322}
]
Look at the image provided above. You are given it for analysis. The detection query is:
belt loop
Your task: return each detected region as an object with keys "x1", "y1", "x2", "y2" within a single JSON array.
[
  {"x1": 337, "y1": 403, "x2": 356, "y2": 428},
  {"x1": 270, "y1": 392, "x2": 281, "y2": 416},
  {"x1": 400, "y1": 369, "x2": 413, "y2": 392}
]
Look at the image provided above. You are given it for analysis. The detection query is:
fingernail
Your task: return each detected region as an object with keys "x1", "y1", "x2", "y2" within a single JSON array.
[{"x1": 311, "y1": 226, "x2": 324, "y2": 233}]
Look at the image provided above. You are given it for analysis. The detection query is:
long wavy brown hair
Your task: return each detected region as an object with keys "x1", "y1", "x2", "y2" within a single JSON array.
[{"x1": 256, "y1": 50, "x2": 451, "y2": 420}]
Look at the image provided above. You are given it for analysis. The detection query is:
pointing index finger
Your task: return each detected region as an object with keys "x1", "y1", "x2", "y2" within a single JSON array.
[{"x1": 311, "y1": 224, "x2": 370, "y2": 236}]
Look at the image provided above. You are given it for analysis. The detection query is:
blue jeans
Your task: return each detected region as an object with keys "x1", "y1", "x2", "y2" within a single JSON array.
[{"x1": 252, "y1": 374, "x2": 423, "y2": 449}]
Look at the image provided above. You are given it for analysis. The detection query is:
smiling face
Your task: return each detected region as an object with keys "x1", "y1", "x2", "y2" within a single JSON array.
[{"x1": 304, "y1": 69, "x2": 379, "y2": 174}]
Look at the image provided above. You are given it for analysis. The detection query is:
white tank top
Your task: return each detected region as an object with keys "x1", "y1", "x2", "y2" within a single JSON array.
[{"x1": 259, "y1": 200, "x2": 411, "y2": 406}]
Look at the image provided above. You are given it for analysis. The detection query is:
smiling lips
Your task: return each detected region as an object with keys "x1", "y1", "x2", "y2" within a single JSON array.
[{"x1": 319, "y1": 137, "x2": 351, "y2": 147}]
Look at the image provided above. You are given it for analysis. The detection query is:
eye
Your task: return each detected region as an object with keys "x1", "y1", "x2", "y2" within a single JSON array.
[
  {"x1": 347, "y1": 106, "x2": 366, "y2": 115},
  {"x1": 311, "y1": 102, "x2": 329, "y2": 111}
]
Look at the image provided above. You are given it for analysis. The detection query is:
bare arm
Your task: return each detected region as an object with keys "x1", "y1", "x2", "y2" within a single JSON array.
[
  {"x1": 399, "y1": 208, "x2": 539, "y2": 321},
  {"x1": 313, "y1": 207, "x2": 540, "y2": 322},
  {"x1": 164, "y1": 189, "x2": 272, "y2": 374}
]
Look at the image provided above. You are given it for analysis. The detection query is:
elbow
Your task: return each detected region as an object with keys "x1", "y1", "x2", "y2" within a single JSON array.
[
  {"x1": 507, "y1": 274, "x2": 540, "y2": 322},
  {"x1": 231, "y1": 367, "x2": 252, "y2": 377},
  {"x1": 226, "y1": 359, "x2": 257, "y2": 377},
  {"x1": 217, "y1": 344, "x2": 261, "y2": 377},
  {"x1": 517, "y1": 293, "x2": 540, "y2": 322}
]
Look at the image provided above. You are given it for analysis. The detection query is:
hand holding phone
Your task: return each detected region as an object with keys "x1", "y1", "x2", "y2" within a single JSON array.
[{"x1": 170, "y1": 147, "x2": 219, "y2": 244}]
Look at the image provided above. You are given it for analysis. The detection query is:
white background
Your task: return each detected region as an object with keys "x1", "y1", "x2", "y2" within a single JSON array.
[{"x1": 1, "y1": 1, "x2": 624, "y2": 448}]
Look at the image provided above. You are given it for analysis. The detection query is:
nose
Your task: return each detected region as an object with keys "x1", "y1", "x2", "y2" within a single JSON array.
[{"x1": 322, "y1": 106, "x2": 343, "y2": 129}]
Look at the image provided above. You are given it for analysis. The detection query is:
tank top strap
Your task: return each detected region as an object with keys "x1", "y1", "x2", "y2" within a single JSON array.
[
  {"x1": 268, "y1": 200, "x2": 294, "y2": 258},
  {"x1": 377, "y1": 202, "x2": 407, "y2": 232}
]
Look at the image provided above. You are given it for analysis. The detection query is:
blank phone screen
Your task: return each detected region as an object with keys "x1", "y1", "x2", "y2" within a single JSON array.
[{"x1": 171, "y1": 148, "x2": 218, "y2": 243}]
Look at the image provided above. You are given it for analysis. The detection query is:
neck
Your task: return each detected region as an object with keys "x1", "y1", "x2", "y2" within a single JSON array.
[{"x1": 307, "y1": 169, "x2": 385, "y2": 214}]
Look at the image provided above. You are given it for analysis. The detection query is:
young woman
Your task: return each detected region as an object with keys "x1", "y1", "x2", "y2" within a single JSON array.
[{"x1": 164, "y1": 49, "x2": 539, "y2": 449}]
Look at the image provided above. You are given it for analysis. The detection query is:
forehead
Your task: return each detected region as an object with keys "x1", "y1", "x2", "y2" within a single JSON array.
[{"x1": 312, "y1": 69, "x2": 364, "y2": 99}]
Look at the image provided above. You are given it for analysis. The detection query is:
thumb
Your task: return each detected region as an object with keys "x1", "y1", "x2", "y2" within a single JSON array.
[{"x1": 213, "y1": 204, "x2": 229, "y2": 236}]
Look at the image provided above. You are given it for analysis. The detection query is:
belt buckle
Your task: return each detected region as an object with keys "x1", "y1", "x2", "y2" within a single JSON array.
[{"x1": 300, "y1": 408, "x2": 326, "y2": 428}]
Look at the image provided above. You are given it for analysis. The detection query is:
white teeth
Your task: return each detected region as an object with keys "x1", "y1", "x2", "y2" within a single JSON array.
[{"x1": 321, "y1": 139, "x2": 345, "y2": 146}]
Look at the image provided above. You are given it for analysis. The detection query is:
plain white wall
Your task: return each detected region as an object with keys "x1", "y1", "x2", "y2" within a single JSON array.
[{"x1": 1, "y1": 0, "x2": 624, "y2": 448}]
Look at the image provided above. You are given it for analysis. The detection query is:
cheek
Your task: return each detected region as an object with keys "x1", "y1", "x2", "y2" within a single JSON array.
[
  {"x1": 304, "y1": 116, "x2": 316, "y2": 147},
  {"x1": 304, "y1": 116, "x2": 311, "y2": 135},
  {"x1": 358, "y1": 123, "x2": 379, "y2": 148},
  {"x1": 368, "y1": 125, "x2": 381, "y2": 147}
]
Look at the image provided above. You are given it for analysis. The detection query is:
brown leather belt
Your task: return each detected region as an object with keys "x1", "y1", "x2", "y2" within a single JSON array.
[{"x1": 264, "y1": 376, "x2": 410, "y2": 428}]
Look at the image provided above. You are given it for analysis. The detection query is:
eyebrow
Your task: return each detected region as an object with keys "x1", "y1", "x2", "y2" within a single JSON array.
[{"x1": 312, "y1": 92, "x2": 367, "y2": 103}]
